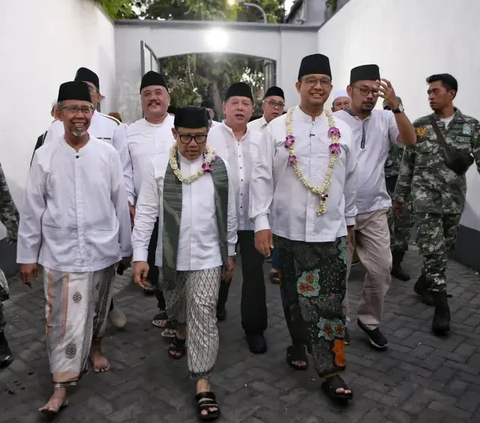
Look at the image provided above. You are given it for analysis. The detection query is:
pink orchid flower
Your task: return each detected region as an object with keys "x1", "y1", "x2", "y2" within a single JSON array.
[
  {"x1": 288, "y1": 155, "x2": 298, "y2": 166},
  {"x1": 328, "y1": 127, "x2": 341, "y2": 139},
  {"x1": 329, "y1": 143, "x2": 341, "y2": 156},
  {"x1": 202, "y1": 163, "x2": 213, "y2": 173},
  {"x1": 211, "y1": 156, "x2": 218, "y2": 162},
  {"x1": 284, "y1": 135, "x2": 295, "y2": 149}
]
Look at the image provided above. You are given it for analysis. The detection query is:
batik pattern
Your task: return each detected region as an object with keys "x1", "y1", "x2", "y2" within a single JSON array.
[
  {"x1": 274, "y1": 236, "x2": 347, "y2": 378},
  {"x1": 44, "y1": 265, "x2": 115, "y2": 384},
  {"x1": 162, "y1": 267, "x2": 222, "y2": 380}
]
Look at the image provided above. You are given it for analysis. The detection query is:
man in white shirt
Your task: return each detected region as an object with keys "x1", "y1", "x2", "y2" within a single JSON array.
[
  {"x1": 336, "y1": 64, "x2": 416, "y2": 350},
  {"x1": 331, "y1": 88, "x2": 351, "y2": 112},
  {"x1": 36, "y1": 67, "x2": 132, "y2": 329},
  {"x1": 201, "y1": 100, "x2": 221, "y2": 127},
  {"x1": 207, "y1": 82, "x2": 267, "y2": 354},
  {"x1": 127, "y1": 71, "x2": 176, "y2": 334},
  {"x1": 17, "y1": 81, "x2": 132, "y2": 415},
  {"x1": 248, "y1": 86, "x2": 286, "y2": 284},
  {"x1": 251, "y1": 54, "x2": 356, "y2": 402},
  {"x1": 132, "y1": 106, "x2": 236, "y2": 421}
]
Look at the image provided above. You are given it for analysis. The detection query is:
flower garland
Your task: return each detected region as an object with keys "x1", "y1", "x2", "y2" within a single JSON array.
[
  {"x1": 169, "y1": 145, "x2": 217, "y2": 184},
  {"x1": 285, "y1": 107, "x2": 341, "y2": 215}
]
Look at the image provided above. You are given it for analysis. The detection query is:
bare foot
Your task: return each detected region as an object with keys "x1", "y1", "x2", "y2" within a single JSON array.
[
  {"x1": 39, "y1": 387, "x2": 68, "y2": 413},
  {"x1": 292, "y1": 360, "x2": 307, "y2": 368},
  {"x1": 90, "y1": 341, "x2": 110, "y2": 373}
]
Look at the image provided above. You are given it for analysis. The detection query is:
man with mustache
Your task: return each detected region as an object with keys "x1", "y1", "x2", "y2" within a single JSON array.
[
  {"x1": 248, "y1": 86, "x2": 286, "y2": 285},
  {"x1": 17, "y1": 81, "x2": 132, "y2": 415},
  {"x1": 394, "y1": 74, "x2": 480, "y2": 336},
  {"x1": 251, "y1": 53, "x2": 356, "y2": 401},
  {"x1": 37, "y1": 67, "x2": 132, "y2": 330},
  {"x1": 127, "y1": 71, "x2": 176, "y2": 335},
  {"x1": 207, "y1": 82, "x2": 266, "y2": 354},
  {"x1": 132, "y1": 106, "x2": 236, "y2": 421},
  {"x1": 336, "y1": 65, "x2": 416, "y2": 350}
]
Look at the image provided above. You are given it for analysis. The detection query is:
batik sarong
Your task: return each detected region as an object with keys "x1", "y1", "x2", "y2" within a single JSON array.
[
  {"x1": 43, "y1": 265, "x2": 115, "y2": 384},
  {"x1": 162, "y1": 267, "x2": 222, "y2": 380},
  {"x1": 274, "y1": 235, "x2": 347, "y2": 378}
]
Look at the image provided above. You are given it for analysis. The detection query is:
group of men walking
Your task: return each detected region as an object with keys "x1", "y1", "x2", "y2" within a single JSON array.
[{"x1": 0, "y1": 50, "x2": 479, "y2": 421}]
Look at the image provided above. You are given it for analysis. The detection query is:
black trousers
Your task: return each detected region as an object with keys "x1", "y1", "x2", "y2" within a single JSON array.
[
  {"x1": 217, "y1": 231, "x2": 267, "y2": 334},
  {"x1": 149, "y1": 219, "x2": 166, "y2": 311}
]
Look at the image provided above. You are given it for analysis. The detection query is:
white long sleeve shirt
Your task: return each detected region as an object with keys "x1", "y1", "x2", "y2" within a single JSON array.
[
  {"x1": 207, "y1": 122, "x2": 263, "y2": 231},
  {"x1": 132, "y1": 152, "x2": 237, "y2": 271},
  {"x1": 127, "y1": 116, "x2": 175, "y2": 203},
  {"x1": 43, "y1": 112, "x2": 135, "y2": 204},
  {"x1": 248, "y1": 116, "x2": 268, "y2": 135},
  {"x1": 17, "y1": 137, "x2": 132, "y2": 272},
  {"x1": 335, "y1": 109, "x2": 400, "y2": 215},
  {"x1": 250, "y1": 106, "x2": 357, "y2": 242}
]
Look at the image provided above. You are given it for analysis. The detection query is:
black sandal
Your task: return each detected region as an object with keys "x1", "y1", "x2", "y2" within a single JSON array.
[
  {"x1": 286, "y1": 345, "x2": 308, "y2": 370},
  {"x1": 321, "y1": 375, "x2": 353, "y2": 401},
  {"x1": 152, "y1": 311, "x2": 168, "y2": 328},
  {"x1": 269, "y1": 270, "x2": 280, "y2": 284},
  {"x1": 168, "y1": 336, "x2": 186, "y2": 359},
  {"x1": 161, "y1": 320, "x2": 176, "y2": 338},
  {"x1": 195, "y1": 391, "x2": 221, "y2": 421}
]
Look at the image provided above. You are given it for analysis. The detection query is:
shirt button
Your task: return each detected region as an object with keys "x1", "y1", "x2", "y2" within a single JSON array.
[
  {"x1": 240, "y1": 167, "x2": 243, "y2": 169},
  {"x1": 241, "y1": 179, "x2": 244, "y2": 182},
  {"x1": 76, "y1": 156, "x2": 79, "y2": 159}
]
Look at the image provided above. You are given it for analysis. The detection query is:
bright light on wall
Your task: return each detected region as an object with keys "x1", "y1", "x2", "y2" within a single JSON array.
[{"x1": 205, "y1": 28, "x2": 229, "y2": 51}]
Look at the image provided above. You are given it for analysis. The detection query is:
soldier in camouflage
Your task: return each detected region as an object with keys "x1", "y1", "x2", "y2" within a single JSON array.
[
  {"x1": 394, "y1": 74, "x2": 480, "y2": 336},
  {"x1": 0, "y1": 163, "x2": 19, "y2": 368},
  {"x1": 384, "y1": 98, "x2": 413, "y2": 281}
]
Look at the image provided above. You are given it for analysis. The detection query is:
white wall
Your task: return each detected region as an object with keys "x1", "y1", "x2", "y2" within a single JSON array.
[
  {"x1": 318, "y1": 0, "x2": 480, "y2": 231},
  {"x1": 0, "y1": 0, "x2": 116, "y2": 237}
]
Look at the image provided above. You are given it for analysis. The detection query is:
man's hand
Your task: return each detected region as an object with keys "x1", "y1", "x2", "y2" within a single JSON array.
[
  {"x1": 222, "y1": 257, "x2": 235, "y2": 281},
  {"x1": 393, "y1": 201, "x2": 404, "y2": 218},
  {"x1": 121, "y1": 256, "x2": 132, "y2": 270},
  {"x1": 128, "y1": 202, "x2": 135, "y2": 227},
  {"x1": 255, "y1": 229, "x2": 273, "y2": 257},
  {"x1": 20, "y1": 263, "x2": 38, "y2": 287},
  {"x1": 133, "y1": 261, "x2": 150, "y2": 289},
  {"x1": 377, "y1": 79, "x2": 399, "y2": 110}
]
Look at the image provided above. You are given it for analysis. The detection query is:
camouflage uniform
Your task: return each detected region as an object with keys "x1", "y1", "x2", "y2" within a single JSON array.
[
  {"x1": 395, "y1": 110, "x2": 480, "y2": 292},
  {"x1": 0, "y1": 163, "x2": 19, "y2": 331},
  {"x1": 385, "y1": 144, "x2": 412, "y2": 255}
]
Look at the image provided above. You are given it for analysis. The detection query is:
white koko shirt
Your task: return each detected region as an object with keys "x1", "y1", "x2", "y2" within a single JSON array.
[
  {"x1": 127, "y1": 115, "x2": 175, "y2": 202},
  {"x1": 17, "y1": 137, "x2": 132, "y2": 272},
  {"x1": 43, "y1": 111, "x2": 134, "y2": 203},
  {"x1": 250, "y1": 106, "x2": 358, "y2": 242},
  {"x1": 207, "y1": 122, "x2": 263, "y2": 231},
  {"x1": 335, "y1": 109, "x2": 400, "y2": 215},
  {"x1": 132, "y1": 152, "x2": 237, "y2": 271},
  {"x1": 248, "y1": 116, "x2": 268, "y2": 135}
]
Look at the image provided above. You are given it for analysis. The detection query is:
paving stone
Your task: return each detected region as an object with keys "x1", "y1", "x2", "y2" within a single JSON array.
[{"x1": 1, "y1": 250, "x2": 480, "y2": 422}]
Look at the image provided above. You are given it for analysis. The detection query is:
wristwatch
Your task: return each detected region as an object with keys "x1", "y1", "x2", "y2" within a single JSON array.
[{"x1": 392, "y1": 103, "x2": 404, "y2": 114}]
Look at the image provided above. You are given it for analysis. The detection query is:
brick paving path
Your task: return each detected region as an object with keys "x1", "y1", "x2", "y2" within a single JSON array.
[{"x1": 1, "y1": 247, "x2": 480, "y2": 422}]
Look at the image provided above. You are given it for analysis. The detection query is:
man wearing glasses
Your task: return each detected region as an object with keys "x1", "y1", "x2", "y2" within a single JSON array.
[
  {"x1": 17, "y1": 81, "x2": 132, "y2": 414},
  {"x1": 336, "y1": 65, "x2": 416, "y2": 350},
  {"x1": 36, "y1": 68, "x2": 134, "y2": 330}
]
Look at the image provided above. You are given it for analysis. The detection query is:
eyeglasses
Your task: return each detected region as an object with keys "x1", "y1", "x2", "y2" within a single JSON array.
[
  {"x1": 178, "y1": 134, "x2": 208, "y2": 144},
  {"x1": 61, "y1": 105, "x2": 94, "y2": 114},
  {"x1": 302, "y1": 77, "x2": 332, "y2": 88},
  {"x1": 265, "y1": 100, "x2": 285, "y2": 109},
  {"x1": 353, "y1": 85, "x2": 379, "y2": 97}
]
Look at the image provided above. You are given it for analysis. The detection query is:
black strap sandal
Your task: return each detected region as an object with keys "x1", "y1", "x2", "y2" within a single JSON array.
[
  {"x1": 195, "y1": 391, "x2": 221, "y2": 421},
  {"x1": 168, "y1": 337, "x2": 186, "y2": 360},
  {"x1": 161, "y1": 320, "x2": 176, "y2": 338},
  {"x1": 321, "y1": 375, "x2": 353, "y2": 401},
  {"x1": 269, "y1": 270, "x2": 280, "y2": 284},
  {"x1": 286, "y1": 344, "x2": 308, "y2": 370},
  {"x1": 152, "y1": 311, "x2": 169, "y2": 328}
]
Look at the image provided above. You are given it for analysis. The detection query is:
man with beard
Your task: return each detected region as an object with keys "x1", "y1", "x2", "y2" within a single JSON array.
[
  {"x1": 248, "y1": 86, "x2": 286, "y2": 285},
  {"x1": 17, "y1": 81, "x2": 132, "y2": 415},
  {"x1": 394, "y1": 74, "x2": 480, "y2": 336},
  {"x1": 37, "y1": 67, "x2": 132, "y2": 330},
  {"x1": 207, "y1": 82, "x2": 266, "y2": 354},
  {"x1": 336, "y1": 65, "x2": 416, "y2": 350},
  {"x1": 331, "y1": 88, "x2": 351, "y2": 112},
  {"x1": 127, "y1": 71, "x2": 176, "y2": 335},
  {"x1": 251, "y1": 53, "x2": 356, "y2": 402}
]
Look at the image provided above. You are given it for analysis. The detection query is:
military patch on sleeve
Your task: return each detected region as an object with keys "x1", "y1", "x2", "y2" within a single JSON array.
[
  {"x1": 462, "y1": 124, "x2": 473, "y2": 136},
  {"x1": 416, "y1": 127, "x2": 427, "y2": 137}
]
